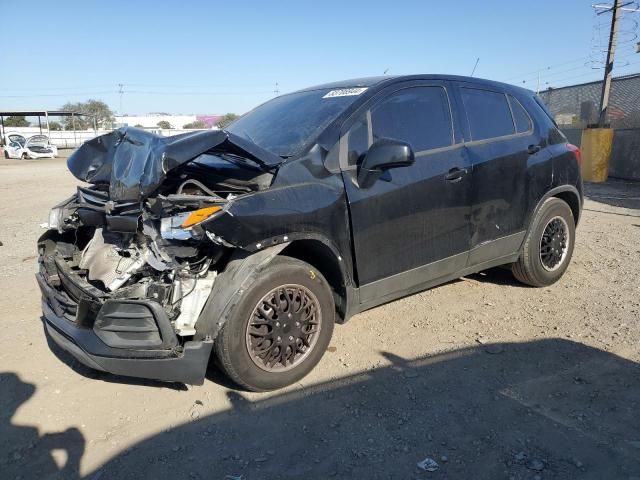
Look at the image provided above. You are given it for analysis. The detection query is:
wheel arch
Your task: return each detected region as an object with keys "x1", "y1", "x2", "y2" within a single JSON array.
[
  {"x1": 530, "y1": 184, "x2": 582, "y2": 231},
  {"x1": 195, "y1": 235, "x2": 353, "y2": 344},
  {"x1": 279, "y1": 238, "x2": 351, "y2": 323},
  {"x1": 553, "y1": 188, "x2": 581, "y2": 227}
]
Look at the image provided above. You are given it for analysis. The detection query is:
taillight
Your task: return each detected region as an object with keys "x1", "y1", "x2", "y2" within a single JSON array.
[{"x1": 567, "y1": 143, "x2": 582, "y2": 166}]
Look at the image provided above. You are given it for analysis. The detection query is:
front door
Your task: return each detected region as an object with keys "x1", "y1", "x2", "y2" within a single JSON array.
[{"x1": 340, "y1": 83, "x2": 472, "y2": 303}]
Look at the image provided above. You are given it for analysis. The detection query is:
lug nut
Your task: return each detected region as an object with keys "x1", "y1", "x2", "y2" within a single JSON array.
[
  {"x1": 289, "y1": 336, "x2": 294, "y2": 341},
  {"x1": 275, "y1": 322, "x2": 280, "y2": 327},
  {"x1": 277, "y1": 336, "x2": 281, "y2": 342}
]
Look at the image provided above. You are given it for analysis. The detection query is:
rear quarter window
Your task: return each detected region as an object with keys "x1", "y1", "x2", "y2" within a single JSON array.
[
  {"x1": 461, "y1": 88, "x2": 515, "y2": 141},
  {"x1": 508, "y1": 95, "x2": 533, "y2": 133}
]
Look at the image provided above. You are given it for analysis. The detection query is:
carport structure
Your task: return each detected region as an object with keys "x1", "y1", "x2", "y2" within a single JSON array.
[{"x1": 0, "y1": 110, "x2": 97, "y2": 146}]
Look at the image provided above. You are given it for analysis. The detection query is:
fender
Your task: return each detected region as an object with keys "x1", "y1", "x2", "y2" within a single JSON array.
[{"x1": 244, "y1": 231, "x2": 353, "y2": 285}]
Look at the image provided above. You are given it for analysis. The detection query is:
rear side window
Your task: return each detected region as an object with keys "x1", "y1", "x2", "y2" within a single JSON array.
[
  {"x1": 370, "y1": 86, "x2": 452, "y2": 152},
  {"x1": 461, "y1": 88, "x2": 515, "y2": 141},
  {"x1": 508, "y1": 95, "x2": 532, "y2": 133}
]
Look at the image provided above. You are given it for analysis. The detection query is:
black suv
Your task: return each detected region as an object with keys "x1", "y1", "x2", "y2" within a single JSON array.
[{"x1": 37, "y1": 75, "x2": 583, "y2": 391}]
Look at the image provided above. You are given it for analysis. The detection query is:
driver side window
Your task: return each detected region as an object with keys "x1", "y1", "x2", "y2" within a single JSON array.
[{"x1": 345, "y1": 86, "x2": 453, "y2": 168}]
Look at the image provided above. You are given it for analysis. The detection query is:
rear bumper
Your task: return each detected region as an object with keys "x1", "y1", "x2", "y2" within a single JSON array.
[{"x1": 38, "y1": 272, "x2": 213, "y2": 385}]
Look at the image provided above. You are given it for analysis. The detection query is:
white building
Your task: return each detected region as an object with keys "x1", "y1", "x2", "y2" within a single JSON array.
[
  {"x1": 114, "y1": 114, "x2": 200, "y2": 129},
  {"x1": 114, "y1": 113, "x2": 223, "y2": 129}
]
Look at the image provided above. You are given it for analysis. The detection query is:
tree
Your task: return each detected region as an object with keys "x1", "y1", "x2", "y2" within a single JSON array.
[
  {"x1": 60, "y1": 99, "x2": 115, "y2": 130},
  {"x1": 4, "y1": 116, "x2": 30, "y2": 127},
  {"x1": 156, "y1": 120, "x2": 172, "y2": 129},
  {"x1": 215, "y1": 113, "x2": 239, "y2": 129},
  {"x1": 134, "y1": 124, "x2": 144, "y2": 128},
  {"x1": 48, "y1": 121, "x2": 62, "y2": 131},
  {"x1": 183, "y1": 120, "x2": 207, "y2": 129}
]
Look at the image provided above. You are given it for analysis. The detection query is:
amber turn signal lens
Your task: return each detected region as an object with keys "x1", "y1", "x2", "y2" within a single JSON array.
[{"x1": 180, "y1": 206, "x2": 223, "y2": 228}]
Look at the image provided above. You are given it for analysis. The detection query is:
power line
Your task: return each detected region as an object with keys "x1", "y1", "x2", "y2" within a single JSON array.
[
  {"x1": 125, "y1": 90, "x2": 273, "y2": 96},
  {"x1": 0, "y1": 88, "x2": 275, "y2": 98},
  {"x1": 542, "y1": 60, "x2": 640, "y2": 89},
  {"x1": 0, "y1": 91, "x2": 117, "y2": 98},
  {"x1": 516, "y1": 50, "x2": 640, "y2": 87},
  {"x1": 501, "y1": 55, "x2": 594, "y2": 82}
]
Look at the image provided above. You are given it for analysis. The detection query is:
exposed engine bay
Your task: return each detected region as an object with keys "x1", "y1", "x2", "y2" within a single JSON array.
[{"x1": 38, "y1": 127, "x2": 279, "y2": 349}]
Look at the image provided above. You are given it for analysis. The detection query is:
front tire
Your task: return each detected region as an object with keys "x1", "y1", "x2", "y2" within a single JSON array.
[
  {"x1": 215, "y1": 256, "x2": 335, "y2": 391},
  {"x1": 512, "y1": 197, "x2": 575, "y2": 287}
]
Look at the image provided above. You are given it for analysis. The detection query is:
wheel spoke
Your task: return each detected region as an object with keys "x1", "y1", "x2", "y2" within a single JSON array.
[{"x1": 248, "y1": 327, "x2": 271, "y2": 337}]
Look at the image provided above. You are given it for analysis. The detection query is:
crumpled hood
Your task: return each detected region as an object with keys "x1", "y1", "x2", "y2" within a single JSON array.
[{"x1": 67, "y1": 127, "x2": 282, "y2": 201}]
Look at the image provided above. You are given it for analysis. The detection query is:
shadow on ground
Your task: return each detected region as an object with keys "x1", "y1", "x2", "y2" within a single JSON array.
[
  {"x1": 60, "y1": 339, "x2": 640, "y2": 480},
  {"x1": 0, "y1": 373, "x2": 85, "y2": 479},
  {"x1": 584, "y1": 179, "x2": 640, "y2": 212}
]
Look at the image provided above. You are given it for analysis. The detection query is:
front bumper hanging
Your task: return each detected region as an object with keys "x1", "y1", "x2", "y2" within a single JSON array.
[{"x1": 37, "y1": 264, "x2": 213, "y2": 385}]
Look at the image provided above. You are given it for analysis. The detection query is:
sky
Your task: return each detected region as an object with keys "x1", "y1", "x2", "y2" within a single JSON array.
[{"x1": 2, "y1": 0, "x2": 639, "y2": 115}]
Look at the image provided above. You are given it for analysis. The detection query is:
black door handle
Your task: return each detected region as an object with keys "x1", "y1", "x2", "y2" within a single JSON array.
[
  {"x1": 527, "y1": 144, "x2": 542, "y2": 155},
  {"x1": 445, "y1": 167, "x2": 467, "y2": 182}
]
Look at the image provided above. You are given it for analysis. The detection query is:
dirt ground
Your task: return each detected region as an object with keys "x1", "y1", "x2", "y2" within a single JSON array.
[{"x1": 1, "y1": 152, "x2": 639, "y2": 480}]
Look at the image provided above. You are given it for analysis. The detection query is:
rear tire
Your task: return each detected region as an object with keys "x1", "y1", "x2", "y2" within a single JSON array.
[
  {"x1": 512, "y1": 197, "x2": 575, "y2": 287},
  {"x1": 3, "y1": 151, "x2": 8, "y2": 159},
  {"x1": 21, "y1": 153, "x2": 27, "y2": 160},
  {"x1": 215, "y1": 256, "x2": 335, "y2": 391}
]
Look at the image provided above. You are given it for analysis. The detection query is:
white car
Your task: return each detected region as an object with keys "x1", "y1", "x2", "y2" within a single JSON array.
[{"x1": 3, "y1": 133, "x2": 58, "y2": 159}]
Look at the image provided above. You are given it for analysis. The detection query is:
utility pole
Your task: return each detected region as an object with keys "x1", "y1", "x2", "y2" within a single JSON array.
[
  {"x1": 118, "y1": 83, "x2": 124, "y2": 114},
  {"x1": 596, "y1": 0, "x2": 624, "y2": 126},
  {"x1": 591, "y1": 2, "x2": 640, "y2": 125}
]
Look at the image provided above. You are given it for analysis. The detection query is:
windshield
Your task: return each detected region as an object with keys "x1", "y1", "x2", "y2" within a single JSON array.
[{"x1": 227, "y1": 87, "x2": 365, "y2": 157}]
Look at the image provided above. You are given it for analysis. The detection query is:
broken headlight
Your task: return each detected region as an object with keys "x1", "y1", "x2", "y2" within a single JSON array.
[{"x1": 160, "y1": 206, "x2": 223, "y2": 240}]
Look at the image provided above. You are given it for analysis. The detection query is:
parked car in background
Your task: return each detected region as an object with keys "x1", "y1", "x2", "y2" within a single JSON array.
[
  {"x1": 4, "y1": 133, "x2": 58, "y2": 159},
  {"x1": 37, "y1": 75, "x2": 583, "y2": 391}
]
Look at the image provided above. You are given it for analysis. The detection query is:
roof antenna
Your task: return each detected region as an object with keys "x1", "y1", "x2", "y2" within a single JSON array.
[
  {"x1": 470, "y1": 57, "x2": 480, "y2": 77},
  {"x1": 383, "y1": 68, "x2": 389, "y2": 75}
]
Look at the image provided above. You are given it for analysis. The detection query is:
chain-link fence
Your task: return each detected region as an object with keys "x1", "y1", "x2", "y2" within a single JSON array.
[
  {"x1": 538, "y1": 73, "x2": 640, "y2": 180},
  {"x1": 538, "y1": 73, "x2": 640, "y2": 129}
]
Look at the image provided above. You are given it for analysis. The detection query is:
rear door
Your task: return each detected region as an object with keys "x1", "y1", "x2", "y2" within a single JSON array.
[
  {"x1": 453, "y1": 84, "x2": 546, "y2": 265},
  {"x1": 340, "y1": 81, "x2": 472, "y2": 303}
]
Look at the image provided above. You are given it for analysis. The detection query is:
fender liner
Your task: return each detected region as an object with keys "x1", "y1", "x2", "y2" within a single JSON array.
[{"x1": 194, "y1": 243, "x2": 289, "y2": 341}]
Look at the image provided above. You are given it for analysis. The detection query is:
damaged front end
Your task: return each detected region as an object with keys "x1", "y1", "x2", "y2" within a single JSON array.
[{"x1": 37, "y1": 127, "x2": 279, "y2": 384}]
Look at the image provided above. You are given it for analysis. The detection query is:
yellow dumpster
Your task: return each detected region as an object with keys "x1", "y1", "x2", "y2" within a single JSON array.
[{"x1": 580, "y1": 128, "x2": 613, "y2": 183}]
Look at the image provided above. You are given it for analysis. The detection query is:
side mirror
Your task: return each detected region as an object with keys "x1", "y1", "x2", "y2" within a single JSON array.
[{"x1": 357, "y1": 138, "x2": 415, "y2": 188}]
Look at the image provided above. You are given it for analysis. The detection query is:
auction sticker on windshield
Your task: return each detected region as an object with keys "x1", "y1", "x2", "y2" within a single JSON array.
[{"x1": 322, "y1": 87, "x2": 368, "y2": 98}]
